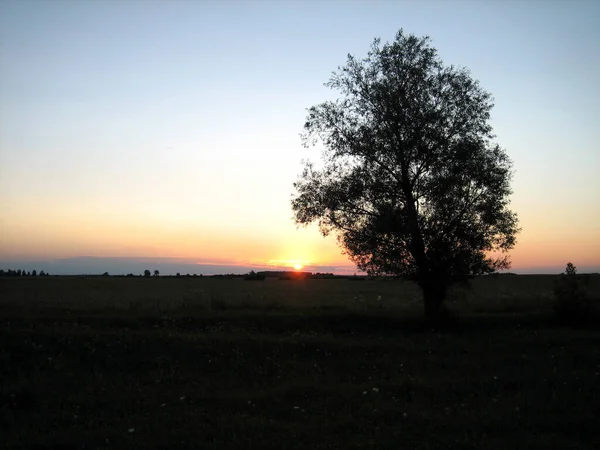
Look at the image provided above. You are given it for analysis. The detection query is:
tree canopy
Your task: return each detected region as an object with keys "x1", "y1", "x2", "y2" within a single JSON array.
[{"x1": 292, "y1": 29, "x2": 520, "y2": 320}]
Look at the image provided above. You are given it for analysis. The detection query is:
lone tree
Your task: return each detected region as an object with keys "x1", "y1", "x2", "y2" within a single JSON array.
[{"x1": 292, "y1": 30, "x2": 520, "y2": 321}]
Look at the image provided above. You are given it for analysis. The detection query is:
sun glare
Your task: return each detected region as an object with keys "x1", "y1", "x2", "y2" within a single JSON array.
[{"x1": 267, "y1": 258, "x2": 310, "y2": 271}]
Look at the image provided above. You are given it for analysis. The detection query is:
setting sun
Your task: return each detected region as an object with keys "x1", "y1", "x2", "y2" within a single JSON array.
[
  {"x1": 267, "y1": 258, "x2": 312, "y2": 272},
  {"x1": 0, "y1": 1, "x2": 598, "y2": 277}
]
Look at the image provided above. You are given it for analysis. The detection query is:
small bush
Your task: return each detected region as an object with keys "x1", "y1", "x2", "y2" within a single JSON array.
[
  {"x1": 553, "y1": 263, "x2": 592, "y2": 325},
  {"x1": 244, "y1": 271, "x2": 266, "y2": 281}
]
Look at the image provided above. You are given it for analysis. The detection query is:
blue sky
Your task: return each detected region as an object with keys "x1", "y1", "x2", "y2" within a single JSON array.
[{"x1": 1, "y1": 0, "x2": 599, "y2": 274}]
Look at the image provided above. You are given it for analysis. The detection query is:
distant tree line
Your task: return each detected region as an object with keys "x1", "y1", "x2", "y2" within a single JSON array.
[
  {"x1": 0, "y1": 269, "x2": 50, "y2": 277},
  {"x1": 102, "y1": 272, "x2": 205, "y2": 278}
]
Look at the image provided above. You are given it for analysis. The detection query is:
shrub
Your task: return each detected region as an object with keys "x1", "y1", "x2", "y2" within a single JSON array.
[
  {"x1": 553, "y1": 263, "x2": 592, "y2": 325},
  {"x1": 244, "y1": 271, "x2": 265, "y2": 281}
]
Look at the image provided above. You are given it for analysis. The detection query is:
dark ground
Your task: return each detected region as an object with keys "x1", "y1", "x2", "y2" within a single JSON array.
[{"x1": 1, "y1": 276, "x2": 599, "y2": 449}]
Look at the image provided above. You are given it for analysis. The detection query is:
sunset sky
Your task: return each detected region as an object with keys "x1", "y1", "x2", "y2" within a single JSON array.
[{"x1": 1, "y1": 0, "x2": 599, "y2": 274}]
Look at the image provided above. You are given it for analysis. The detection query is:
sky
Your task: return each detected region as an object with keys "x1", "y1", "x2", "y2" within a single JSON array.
[{"x1": 0, "y1": 0, "x2": 599, "y2": 275}]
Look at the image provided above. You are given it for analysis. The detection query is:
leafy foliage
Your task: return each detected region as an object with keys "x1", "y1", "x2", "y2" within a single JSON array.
[{"x1": 292, "y1": 29, "x2": 520, "y2": 318}]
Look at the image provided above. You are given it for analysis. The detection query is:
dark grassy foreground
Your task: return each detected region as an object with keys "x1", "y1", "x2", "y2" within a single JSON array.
[{"x1": 1, "y1": 277, "x2": 599, "y2": 449}]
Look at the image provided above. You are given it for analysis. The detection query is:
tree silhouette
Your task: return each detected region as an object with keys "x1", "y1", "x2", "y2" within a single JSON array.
[
  {"x1": 553, "y1": 262, "x2": 590, "y2": 323},
  {"x1": 144, "y1": 269, "x2": 151, "y2": 277},
  {"x1": 292, "y1": 29, "x2": 520, "y2": 321},
  {"x1": 154, "y1": 270, "x2": 160, "y2": 277}
]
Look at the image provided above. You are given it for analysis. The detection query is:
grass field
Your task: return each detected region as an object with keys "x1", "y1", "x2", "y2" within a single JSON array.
[{"x1": 1, "y1": 275, "x2": 599, "y2": 449}]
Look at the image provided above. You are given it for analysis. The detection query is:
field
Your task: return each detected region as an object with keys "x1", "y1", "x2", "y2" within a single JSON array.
[{"x1": 1, "y1": 275, "x2": 599, "y2": 449}]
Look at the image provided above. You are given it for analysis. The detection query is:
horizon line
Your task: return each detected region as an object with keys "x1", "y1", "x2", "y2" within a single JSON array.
[{"x1": 0, "y1": 255, "x2": 599, "y2": 276}]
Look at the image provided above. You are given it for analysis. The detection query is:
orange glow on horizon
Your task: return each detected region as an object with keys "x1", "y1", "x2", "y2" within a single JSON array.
[
  {"x1": 1, "y1": 200, "x2": 598, "y2": 273},
  {"x1": 266, "y1": 259, "x2": 314, "y2": 271}
]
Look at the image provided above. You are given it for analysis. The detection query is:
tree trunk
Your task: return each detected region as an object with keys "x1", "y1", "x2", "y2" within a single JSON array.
[{"x1": 422, "y1": 282, "x2": 447, "y2": 322}]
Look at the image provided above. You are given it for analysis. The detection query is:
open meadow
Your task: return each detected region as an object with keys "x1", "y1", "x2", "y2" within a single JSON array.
[{"x1": 1, "y1": 275, "x2": 599, "y2": 449}]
